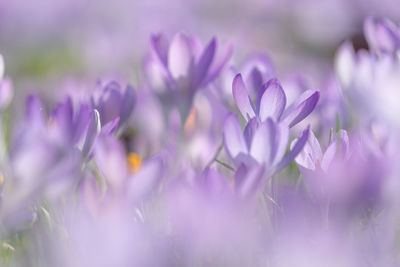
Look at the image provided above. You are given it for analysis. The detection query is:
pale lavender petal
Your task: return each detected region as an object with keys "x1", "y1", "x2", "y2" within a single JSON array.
[
  {"x1": 335, "y1": 42, "x2": 355, "y2": 88},
  {"x1": 257, "y1": 78, "x2": 286, "y2": 121},
  {"x1": 188, "y1": 35, "x2": 203, "y2": 60},
  {"x1": 150, "y1": 34, "x2": 169, "y2": 68},
  {"x1": 119, "y1": 85, "x2": 136, "y2": 126},
  {"x1": 203, "y1": 42, "x2": 233, "y2": 85},
  {"x1": 364, "y1": 17, "x2": 400, "y2": 54},
  {"x1": 321, "y1": 142, "x2": 337, "y2": 172},
  {"x1": 223, "y1": 114, "x2": 248, "y2": 164},
  {"x1": 247, "y1": 68, "x2": 263, "y2": 95},
  {"x1": 25, "y1": 94, "x2": 46, "y2": 126},
  {"x1": 282, "y1": 91, "x2": 320, "y2": 128},
  {"x1": 272, "y1": 122, "x2": 289, "y2": 165},
  {"x1": 168, "y1": 33, "x2": 193, "y2": 80},
  {"x1": 101, "y1": 117, "x2": 120, "y2": 135},
  {"x1": 338, "y1": 129, "x2": 350, "y2": 158},
  {"x1": 276, "y1": 125, "x2": 310, "y2": 172},
  {"x1": 193, "y1": 37, "x2": 216, "y2": 87},
  {"x1": 50, "y1": 98, "x2": 74, "y2": 143},
  {"x1": 307, "y1": 130, "x2": 323, "y2": 160},
  {"x1": 283, "y1": 89, "x2": 314, "y2": 116},
  {"x1": 73, "y1": 104, "x2": 91, "y2": 144},
  {"x1": 249, "y1": 119, "x2": 275, "y2": 164},
  {"x1": 291, "y1": 137, "x2": 315, "y2": 170},
  {"x1": 292, "y1": 130, "x2": 321, "y2": 170},
  {"x1": 243, "y1": 118, "x2": 261, "y2": 151},
  {"x1": 97, "y1": 82, "x2": 123, "y2": 124},
  {"x1": 232, "y1": 74, "x2": 255, "y2": 120}
]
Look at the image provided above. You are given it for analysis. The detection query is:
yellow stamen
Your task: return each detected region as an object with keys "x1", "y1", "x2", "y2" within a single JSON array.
[
  {"x1": 128, "y1": 153, "x2": 142, "y2": 173},
  {"x1": 184, "y1": 107, "x2": 197, "y2": 135},
  {"x1": 0, "y1": 174, "x2": 4, "y2": 185}
]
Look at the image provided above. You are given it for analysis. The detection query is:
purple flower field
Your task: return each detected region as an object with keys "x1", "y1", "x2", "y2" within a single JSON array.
[{"x1": 1, "y1": 1, "x2": 400, "y2": 266}]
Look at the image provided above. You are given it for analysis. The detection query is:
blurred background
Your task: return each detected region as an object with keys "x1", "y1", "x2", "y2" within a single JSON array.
[{"x1": 0, "y1": 0, "x2": 399, "y2": 96}]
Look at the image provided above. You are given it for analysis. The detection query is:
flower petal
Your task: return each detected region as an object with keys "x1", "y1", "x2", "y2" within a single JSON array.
[
  {"x1": 276, "y1": 125, "x2": 310, "y2": 172},
  {"x1": 272, "y1": 122, "x2": 289, "y2": 165},
  {"x1": 119, "y1": 85, "x2": 136, "y2": 126},
  {"x1": 282, "y1": 91, "x2": 320, "y2": 128},
  {"x1": 249, "y1": 119, "x2": 275, "y2": 164},
  {"x1": 364, "y1": 17, "x2": 400, "y2": 54},
  {"x1": 321, "y1": 142, "x2": 337, "y2": 172},
  {"x1": 232, "y1": 74, "x2": 255, "y2": 120},
  {"x1": 257, "y1": 78, "x2": 286, "y2": 121},
  {"x1": 73, "y1": 104, "x2": 91, "y2": 144},
  {"x1": 25, "y1": 94, "x2": 46, "y2": 127},
  {"x1": 101, "y1": 117, "x2": 120, "y2": 135},
  {"x1": 168, "y1": 33, "x2": 193, "y2": 80},
  {"x1": 243, "y1": 118, "x2": 261, "y2": 151},
  {"x1": 223, "y1": 114, "x2": 248, "y2": 164},
  {"x1": 292, "y1": 130, "x2": 321, "y2": 170},
  {"x1": 193, "y1": 37, "x2": 216, "y2": 87},
  {"x1": 335, "y1": 42, "x2": 355, "y2": 88},
  {"x1": 203, "y1": 42, "x2": 233, "y2": 85},
  {"x1": 150, "y1": 34, "x2": 169, "y2": 69}
]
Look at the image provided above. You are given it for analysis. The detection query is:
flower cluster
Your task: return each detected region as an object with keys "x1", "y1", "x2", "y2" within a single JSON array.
[{"x1": 0, "y1": 17, "x2": 400, "y2": 267}]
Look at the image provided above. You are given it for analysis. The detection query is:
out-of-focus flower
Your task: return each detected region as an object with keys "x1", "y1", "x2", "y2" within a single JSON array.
[
  {"x1": 91, "y1": 80, "x2": 136, "y2": 127},
  {"x1": 1, "y1": 95, "x2": 84, "y2": 233},
  {"x1": 92, "y1": 134, "x2": 165, "y2": 204},
  {"x1": 145, "y1": 33, "x2": 232, "y2": 118},
  {"x1": 336, "y1": 17, "x2": 400, "y2": 130},
  {"x1": 364, "y1": 17, "x2": 400, "y2": 55},
  {"x1": 232, "y1": 74, "x2": 320, "y2": 127},
  {"x1": 294, "y1": 130, "x2": 390, "y2": 222},
  {"x1": 294, "y1": 129, "x2": 350, "y2": 174}
]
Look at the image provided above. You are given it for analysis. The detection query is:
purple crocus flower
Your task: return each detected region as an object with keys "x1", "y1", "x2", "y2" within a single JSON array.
[
  {"x1": 364, "y1": 17, "x2": 400, "y2": 55},
  {"x1": 223, "y1": 113, "x2": 310, "y2": 173},
  {"x1": 149, "y1": 33, "x2": 232, "y2": 91},
  {"x1": 336, "y1": 45, "x2": 400, "y2": 129},
  {"x1": 218, "y1": 54, "x2": 275, "y2": 104},
  {"x1": 91, "y1": 80, "x2": 136, "y2": 127},
  {"x1": 145, "y1": 33, "x2": 232, "y2": 118},
  {"x1": 293, "y1": 129, "x2": 350, "y2": 174},
  {"x1": 293, "y1": 129, "x2": 390, "y2": 222},
  {"x1": 232, "y1": 74, "x2": 320, "y2": 127},
  {"x1": 1, "y1": 95, "x2": 84, "y2": 233}
]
